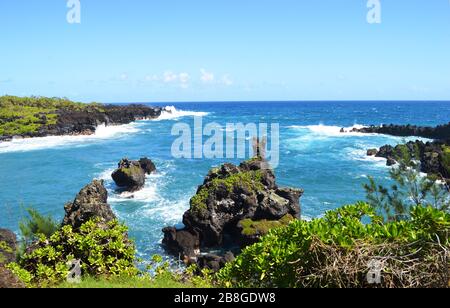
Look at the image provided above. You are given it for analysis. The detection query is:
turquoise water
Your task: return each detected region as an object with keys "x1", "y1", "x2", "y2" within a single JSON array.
[{"x1": 0, "y1": 101, "x2": 449, "y2": 260}]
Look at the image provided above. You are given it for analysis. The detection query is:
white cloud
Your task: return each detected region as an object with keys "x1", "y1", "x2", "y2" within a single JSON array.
[
  {"x1": 221, "y1": 75, "x2": 233, "y2": 86},
  {"x1": 120, "y1": 73, "x2": 128, "y2": 81},
  {"x1": 159, "y1": 71, "x2": 190, "y2": 88},
  {"x1": 179, "y1": 73, "x2": 190, "y2": 89},
  {"x1": 164, "y1": 71, "x2": 179, "y2": 83},
  {"x1": 200, "y1": 69, "x2": 215, "y2": 83}
]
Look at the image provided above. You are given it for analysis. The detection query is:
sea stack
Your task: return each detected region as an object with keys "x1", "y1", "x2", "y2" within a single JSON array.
[
  {"x1": 111, "y1": 158, "x2": 156, "y2": 192},
  {"x1": 162, "y1": 155, "x2": 303, "y2": 268}
]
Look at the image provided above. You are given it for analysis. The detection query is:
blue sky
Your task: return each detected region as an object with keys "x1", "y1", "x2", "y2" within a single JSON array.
[{"x1": 0, "y1": 0, "x2": 449, "y2": 103}]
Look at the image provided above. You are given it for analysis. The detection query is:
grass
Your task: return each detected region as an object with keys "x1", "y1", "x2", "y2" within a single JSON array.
[
  {"x1": 0, "y1": 95, "x2": 103, "y2": 136},
  {"x1": 239, "y1": 214, "x2": 295, "y2": 236},
  {"x1": 55, "y1": 274, "x2": 195, "y2": 289}
]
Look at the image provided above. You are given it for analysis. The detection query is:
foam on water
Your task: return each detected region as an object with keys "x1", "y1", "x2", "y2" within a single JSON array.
[
  {"x1": 141, "y1": 197, "x2": 190, "y2": 225},
  {"x1": 0, "y1": 122, "x2": 141, "y2": 154},
  {"x1": 288, "y1": 124, "x2": 369, "y2": 137},
  {"x1": 153, "y1": 106, "x2": 209, "y2": 121}
]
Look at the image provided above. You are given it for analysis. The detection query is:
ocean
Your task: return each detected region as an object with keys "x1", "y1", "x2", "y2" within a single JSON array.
[{"x1": 0, "y1": 101, "x2": 449, "y2": 260}]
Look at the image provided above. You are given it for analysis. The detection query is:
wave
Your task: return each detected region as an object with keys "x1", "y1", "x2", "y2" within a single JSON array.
[
  {"x1": 288, "y1": 124, "x2": 368, "y2": 137},
  {"x1": 0, "y1": 122, "x2": 141, "y2": 154},
  {"x1": 153, "y1": 106, "x2": 209, "y2": 121}
]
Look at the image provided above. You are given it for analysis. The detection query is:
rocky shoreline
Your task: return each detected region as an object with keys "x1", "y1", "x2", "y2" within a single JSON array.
[
  {"x1": 346, "y1": 122, "x2": 450, "y2": 183},
  {"x1": 0, "y1": 104, "x2": 163, "y2": 142}
]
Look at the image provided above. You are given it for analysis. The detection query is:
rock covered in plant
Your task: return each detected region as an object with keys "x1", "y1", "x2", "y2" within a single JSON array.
[
  {"x1": 111, "y1": 158, "x2": 156, "y2": 192},
  {"x1": 63, "y1": 180, "x2": 116, "y2": 229},
  {"x1": 0, "y1": 229, "x2": 17, "y2": 264},
  {"x1": 369, "y1": 140, "x2": 450, "y2": 181},
  {"x1": 162, "y1": 157, "x2": 303, "y2": 262}
]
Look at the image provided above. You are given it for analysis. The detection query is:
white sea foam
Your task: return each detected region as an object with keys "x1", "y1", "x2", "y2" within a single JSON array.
[
  {"x1": 0, "y1": 122, "x2": 141, "y2": 154},
  {"x1": 107, "y1": 172, "x2": 165, "y2": 203},
  {"x1": 288, "y1": 124, "x2": 369, "y2": 137},
  {"x1": 153, "y1": 106, "x2": 209, "y2": 121},
  {"x1": 141, "y1": 198, "x2": 189, "y2": 224}
]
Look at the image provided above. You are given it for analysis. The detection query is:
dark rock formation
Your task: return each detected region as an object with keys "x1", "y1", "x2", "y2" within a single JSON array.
[
  {"x1": 162, "y1": 157, "x2": 303, "y2": 266},
  {"x1": 161, "y1": 227, "x2": 200, "y2": 261},
  {"x1": 350, "y1": 122, "x2": 450, "y2": 141},
  {"x1": 111, "y1": 158, "x2": 156, "y2": 192},
  {"x1": 370, "y1": 140, "x2": 449, "y2": 181},
  {"x1": 138, "y1": 157, "x2": 157, "y2": 175},
  {"x1": 39, "y1": 104, "x2": 163, "y2": 138},
  {"x1": 63, "y1": 180, "x2": 116, "y2": 229},
  {"x1": 0, "y1": 229, "x2": 17, "y2": 264},
  {"x1": 0, "y1": 265, "x2": 25, "y2": 288},
  {"x1": 196, "y1": 252, "x2": 235, "y2": 273},
  {"x1": 367, "y1": 149, "x2": 378, "y2": 156}
]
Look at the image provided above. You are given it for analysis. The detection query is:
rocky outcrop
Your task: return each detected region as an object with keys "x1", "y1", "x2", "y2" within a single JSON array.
[
  {"x1": 347, "y1": 122, "x2": 450, "y2": 182},
  {"x1": 349, "y1": 122, "x2": 450, "y2": 141},
  {"x1": 161, "y1": 227, "x2": 200, "y2": 261},
  {"x1": 111, "y1": 158, "x2": 156, "y2": 192},
  {"x1": 196, "y1": 252, "x2": 235, "y2": 273},
  {"x1": 0, "y1": 229, "x2": 17, "y2": 264},
  {"x1": 0, "y1": 265, "x2": 25, "y2": 288},
  {"x1": 62, "y1": 180, "x2": 116, "y2": 229},
  {"x1": 162, "y1": 157, "x2": 303, "y2": 268},
  {"x1": 368, "y1": 140, "x2": 449, "y2": 181}
]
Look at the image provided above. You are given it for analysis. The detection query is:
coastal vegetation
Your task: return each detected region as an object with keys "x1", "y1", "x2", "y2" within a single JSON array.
[
  {"x1": 217, "y1": 203, "x2": 448, "y2": 288},
  {"x1": 0, "y1": 96, "x2": 101, "y2": 136}
]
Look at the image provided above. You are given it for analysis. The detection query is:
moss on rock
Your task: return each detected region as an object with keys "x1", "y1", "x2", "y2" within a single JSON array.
[
  {"x1": 189, "y1": 170, "x2": 265, "y2": 214},
  {"x1": 239, "y1": 214, "x2": 295, "y2": 236}
]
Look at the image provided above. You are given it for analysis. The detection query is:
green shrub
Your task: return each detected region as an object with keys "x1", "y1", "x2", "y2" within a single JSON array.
[
  {"x1": 19, "y1": 208, "x2": 59, "y2": 247},
  {"x1": 217, "y1": 203, "x2": 450, "y2": 288},
  {"x1": 10, "y1": 219, "x2": 138, "y2": 287}
]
